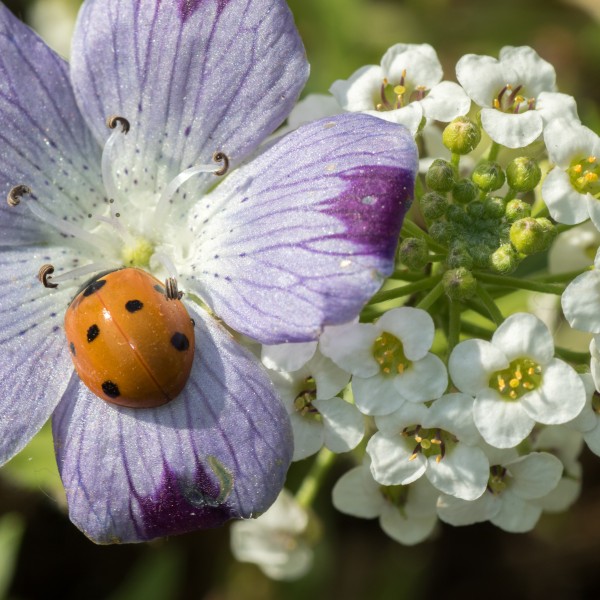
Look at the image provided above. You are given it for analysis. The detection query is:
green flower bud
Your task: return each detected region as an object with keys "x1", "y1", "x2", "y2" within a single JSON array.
[
  {"x1": 446, "y1": 244, "x2": 474, "y2": 269},
  {"x1": 452, "y1": 178, "x2": 478, "y2": 204},
  {"x1": 536, "y1": 217, "x2": 558, "y2": 251},
  {"x1": 510, "y1": 217, "x2": 555, "y2": 254},
  {"x1": 471, "y1": 244, "x2": 492, "y2": 268},
  {"x1": 426, "y1": 159, "x2": 456, "y2": 192},
  {"x1": 466, "y1": 201, "x2": 485, "y2": 219},
  {"x1": 429, "y1": 220, "x2": 453, "y2": 245},
  {"x1": 483, "y1": 196, "x2": 507, "y2": 219},
  {"x1": 472, "y1": 161, "x2": 506, "y2": 192},
  {"x1": 446, "y1": 204, "x2": 468, "y2": 225},
  {"x1": 442, "y1": 116, "x2": 482, "y2": 155},
  {"x1": 398, "y1": 237, "x2": 429, "y2": 270},
  {"x1": 420, "y1": 191, "x2": 448, "y2": 220},
  {"x1": 505, "y1": 199, "x2": 531, "y2": 221},
  {"x1": 489, "y1": 244, "x2": 520, "y2": 274},
  {"x1": 443, "y1": 267, "x2": 477, "y2": 300},
  {"x1": 506, "y1": 157, "x2": 542, "y2": 192}
]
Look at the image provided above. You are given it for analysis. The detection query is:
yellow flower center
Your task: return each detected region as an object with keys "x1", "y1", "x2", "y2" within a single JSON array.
[
  {"x1": 372, "y1": 331, "x2": 410, "y2": 376},
  {"x1": 294, "y1": 376, "x2": 321, "y2": 421},
  {"x1": 121, "y1": 237, "x2": 154, "y2": 268},
  {"x1": 402, "y1": 425, "x2": 457, "y2": 463},
  {"x1": 489, "y1": 358, "x2": 542, "y2": 401},
  {"x1": 568, "y1": 155, "x2": 600, "y2": 197}
]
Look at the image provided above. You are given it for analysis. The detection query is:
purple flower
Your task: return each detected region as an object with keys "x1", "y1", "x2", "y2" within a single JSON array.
[{"x1": 0, "y1": 0, "x2": 417, "y2": 543}]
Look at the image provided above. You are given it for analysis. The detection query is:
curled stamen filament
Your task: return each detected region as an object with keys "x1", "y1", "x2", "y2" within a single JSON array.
[
  {"x1": 91, "y1": 214, "x2": 137, "y2": 247},
  {"x1": 102, "y1": 117, "x2": 129, "y2": 203},
  {"x1": 153, "y1": 159, "x2": 225, "y2": 227},
  {"x1": 25, "y1": 197, "x2": 115, "y2": 255},
  {"x1": 44, "y1": 261, "x2": 118, "y2": 286}
]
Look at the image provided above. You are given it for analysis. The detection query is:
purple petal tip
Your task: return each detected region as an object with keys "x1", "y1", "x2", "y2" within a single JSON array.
[{"x1": 140, "y1": 459, "x2": 236, "y2": 540}]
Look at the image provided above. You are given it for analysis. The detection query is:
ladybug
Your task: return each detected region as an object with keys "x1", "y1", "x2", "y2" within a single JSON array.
[{"x1": 64, "y1": 268, "x2": 195, "y2": 408}]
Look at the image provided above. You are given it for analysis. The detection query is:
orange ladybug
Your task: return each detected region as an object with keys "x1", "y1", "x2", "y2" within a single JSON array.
[{"x1": 64, "y1": 268, "x2": 195, "y2": 408}]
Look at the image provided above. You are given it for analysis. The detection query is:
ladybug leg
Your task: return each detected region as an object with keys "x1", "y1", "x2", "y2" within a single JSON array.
[{"x1": 165, "y1": 277, "x2": 183, "y2": 301}]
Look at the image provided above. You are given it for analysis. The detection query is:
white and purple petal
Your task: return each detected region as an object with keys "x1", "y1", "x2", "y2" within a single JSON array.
[
  {"x1": 0, "y1": 246, "x2": 77, "y2": 465},
  {"x1": 71, "y1": 0, "x2": 308, "y2": 196},
  {"x1": 52, "y1": 306, "x2": 293, "y2": 543},
  {"x1": 183, "y1": 113, "x2": 417, "y2": 343},
  {"x1": 0, "y1": 5, "x2": 104, "y2": 246}
]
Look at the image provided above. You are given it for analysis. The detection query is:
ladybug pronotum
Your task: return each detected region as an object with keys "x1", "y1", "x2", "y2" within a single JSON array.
[{"x1": 64, "y1": 268, "x2": 195, "y2": 408}]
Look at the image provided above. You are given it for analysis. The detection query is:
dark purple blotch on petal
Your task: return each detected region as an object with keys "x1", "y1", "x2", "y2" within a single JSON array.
[
  {"x1": 139, "y1": 459, "x2": 236, "y2": 540},
  {"x1": 177, "y1": 0, "x2": 231, "y2": 21},
  {"x1": 328, "y1": 165, "x2": 414, "y2": 264}
]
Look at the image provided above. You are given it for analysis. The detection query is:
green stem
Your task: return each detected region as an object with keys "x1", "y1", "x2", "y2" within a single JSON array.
[
  {"x1": 401, "y1": 220, "x2": 446, "y2": 253},
  {"x1": 388, "y1": 270, "x2": 426, "y2": 281},
  {"x1": 487, "y1": 141, "x2": 500, "y2": 162},
  {"x1": 428, "y1": 253, "x2": 447, "y2": 263},
  {"x1": 450, "y1": 153, "x2": 461, "y2": 170},
  {"x1": 295, "y1": 448, "x2": 336, "y2": 509},
  {"x1": 368, "y1": 275, "x2": 442, "y2": 305},
  {"x1": 476, "y1": 283, "x2": 504, "y2": 325},
  {"x1": 447, "y1": 300, "x2": 462, "y2": 354},
  {"x1": 460, "y1": 319, "x2": 495, "y2": 339},
  {"x1": 554, "y1": 346, "x2": 591, "y2": 364},
  {"x1": 415, "y1": 280, "x2": 445, "y2": 311},
  {"x1": 474, "y1": 271, "x2": 565, "y2": 295}
]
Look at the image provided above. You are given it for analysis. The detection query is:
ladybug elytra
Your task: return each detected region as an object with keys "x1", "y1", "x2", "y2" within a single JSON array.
[{"x1": 64, "y1": 268, "x2": 195, "y2": 408}]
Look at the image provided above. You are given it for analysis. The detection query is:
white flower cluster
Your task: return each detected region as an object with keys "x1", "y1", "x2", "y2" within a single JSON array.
[{"x1": 230, "y1": 43, "x2": 600, "y2": 581}]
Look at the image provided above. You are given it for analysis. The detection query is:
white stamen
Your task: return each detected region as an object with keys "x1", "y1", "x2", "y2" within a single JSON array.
[
  {"x1": 91, "y1": 214, "x2": 137, "y2": 246},
  {"x1": 150, "y1": 251, "x2": 179, "y2": 279},
  {"x1": 25, "y1": 200, "x2": 116, "y2": 255},
  {"x1": 48, "y1": 261, "x2": 119, "y2": 285},
  {"x1": 153, "y1": 163, "x2": 221, "y2": 226},
  {"x1": 101, "y1": 127, "x2": 126, "y2": 202}
]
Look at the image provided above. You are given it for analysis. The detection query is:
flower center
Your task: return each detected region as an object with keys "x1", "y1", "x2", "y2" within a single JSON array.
[
  {"x1": 375, "y1": 71, "x2": 428, "y2": 112},
  {"x1": 402, "y1": 425, "x2": 457, "y2": 463},
  {"x1": 489, "y1": 358, "x2": 542, "y2": 401},
  {"x1": 568, "y1": 155, "x2": 600, "y2": 197},
  {"x1": 487, "y1": 465, "x2": 507, "y2": 494},
  {"x1": 372, "y1": 331, "x2": 410, "y2": 376},
  {"x1": 592, "y1": 391, "x2": 600, "y2": 414},
  {"x1": 293, "y1": 376, "x2": 321, "y2": 421},
  {"x1": 492, "y1": 84, "x2": 535, "y2": 114},
  {"x1": 7, "y1": 115, "x2": 229, "y2": 290}
]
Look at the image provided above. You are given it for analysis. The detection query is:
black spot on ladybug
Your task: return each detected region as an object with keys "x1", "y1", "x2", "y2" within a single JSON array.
[
  {"x1": 83, "y1": 279, "x2": 107, "y2": 297},
  {"x1": 87, "y1": 324, "x2": 100, "y2": 342},
  {"x1": 125, "y1": 299, "x2": 144, "y2": 313},
  {"x1": 69, "y1": 341, "x2": 76, "y2": 355},
  {"x1": 171, "y1": 332, "x2": 190, "y2": 351},
  {"x1": 102, "y1": 381, "x2": 120, "y2": 398}
]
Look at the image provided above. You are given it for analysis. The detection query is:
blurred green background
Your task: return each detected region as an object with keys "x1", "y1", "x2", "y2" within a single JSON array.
[{"x1": 2, "y1": 0, "x2": 600, "y2": 598}]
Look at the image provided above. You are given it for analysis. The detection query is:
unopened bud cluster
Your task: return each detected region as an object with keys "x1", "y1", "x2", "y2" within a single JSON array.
[{"x1": 417, "y1": 118, "x2": 554, "y2": 283}]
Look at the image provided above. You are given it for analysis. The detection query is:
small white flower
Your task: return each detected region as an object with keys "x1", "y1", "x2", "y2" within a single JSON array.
[
  {"x1": 267, "y1": 349, "x2": 362, "y2": 461},
  {"x1": 230, "y1": 489, "x2": 314, "y2": 581},
  {"x1": 437, "y1": 450, "x2": 563, "y2": 533},
  {"x1": 449, "y1": 313, "x2": 586, "y2": 448},
  {"x1": 332, "y1": 464, "x2": 438, "y2": 545},
  {"x1": 562, "y1": 247, "x2": 600, "y2": 333},
  {"x1": 542, "y1": 120, "x2": 600, "y2": 226},
  {"x1": 330, "y1": 43, "x2": 470, "y2": 135},
  {"x1": 456, "y1": 46, "x2": 574, "y2": 148},
  {"x1": 529, "y1": 425, "x2": 583, "y2": 513},
  {"x1": 549, "y1": 221, "x2": 600, "y2": 274},
  {"x1": 320, "y1": 308, "x2": 448, "y2": 416},
  {"x1": 366, "y1": 394, "x2": 489, "y2": 501}
]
